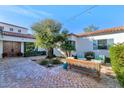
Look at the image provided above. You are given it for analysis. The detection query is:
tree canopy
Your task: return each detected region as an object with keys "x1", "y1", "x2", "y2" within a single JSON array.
[
  {"x1": 83, "y1": 24, "x2": 99, "y2": 32},
  {"x1": 32, "y1": 19, "x2": 68, "y2": 58}
]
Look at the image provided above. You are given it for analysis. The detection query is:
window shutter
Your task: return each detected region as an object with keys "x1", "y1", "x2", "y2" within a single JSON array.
[
  {"x1": 93, "y1": 40, "x2": 98, "y2": 50},
  {"x1": 107, "y1": 39, "x2": 114, "y2": 49}
]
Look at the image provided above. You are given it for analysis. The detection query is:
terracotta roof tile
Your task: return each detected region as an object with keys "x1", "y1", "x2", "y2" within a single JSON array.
[
  {"x1": 3, "y1": 31, "x2": 35, "y2": 39},
  {"x1": 71, "y1": 26, "x2": 124, "y2": 37},
  {"x1": 68, "y1": 33, "x2": 79, "y2": 37},
  {"x1": 3, "y1": 26, "x2": 124, "y2": 39}
]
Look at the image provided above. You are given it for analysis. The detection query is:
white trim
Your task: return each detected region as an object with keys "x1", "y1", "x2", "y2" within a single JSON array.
[
  {"x1": 0, "y1": 40, "x2": 3, "y2": 58},
  {"x1": 1, "y1": 35, "x2": 35, "y2": 42},
  {"x1": 21, "y1": 42, "x2": 24, "y2": 53}
]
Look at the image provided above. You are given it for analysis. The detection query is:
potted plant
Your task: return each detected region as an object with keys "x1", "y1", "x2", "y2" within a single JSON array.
[{"x1": 2, "y1": 52, "x2": 8, "y2": 58}]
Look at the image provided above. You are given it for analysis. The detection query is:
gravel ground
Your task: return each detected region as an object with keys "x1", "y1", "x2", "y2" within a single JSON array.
[{"x1": 0, "y1": 57, "x2": 121, "y2": 88}]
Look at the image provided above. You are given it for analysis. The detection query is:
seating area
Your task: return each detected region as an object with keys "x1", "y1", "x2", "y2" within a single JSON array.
[
  {"x1": 72, "y1": 51, "x2": 106, "y2": 64},
  {"x1": 91, "y1": 55, "x2": 106, "y2": 64},
  {"x1": 66, "y1": 58, "x2": 101, "y2": 79},
  {"x1": 65, "y1": 52, "x2": 107, "y2": 79}
]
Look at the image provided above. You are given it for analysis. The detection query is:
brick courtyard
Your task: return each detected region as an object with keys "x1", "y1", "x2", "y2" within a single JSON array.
[{"x1": 0, "y1": 57, "x2": 120, "y2": 88}]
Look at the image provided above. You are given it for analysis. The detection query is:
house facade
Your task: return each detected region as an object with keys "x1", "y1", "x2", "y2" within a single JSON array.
[
  {"x1": 0, "y1": 22, "x2": 35, "y2": 58},
  {"x1": 68, "y1": 26, "x2": 124, "y2": 57},
  {"x1": 1, "y1": 21, "x2": 124, "y2": 58}
]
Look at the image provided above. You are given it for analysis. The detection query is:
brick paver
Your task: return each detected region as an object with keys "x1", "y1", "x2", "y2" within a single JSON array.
[{"x1": 0, "y1": 57, "x2": 120, "y2": 88}]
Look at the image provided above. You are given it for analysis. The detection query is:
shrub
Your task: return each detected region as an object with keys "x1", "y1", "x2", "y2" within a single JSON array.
[
  {"x1": 2, "y1": 52, "x2": 7, "y2": 58},
  {"x1": 40, "y1": 60, "x2": 49, "y2": 65},
  {"x1": 52, "y1": 59, "x2": 62, "y2": 64},
  {"x1": 17, "y1": 52, "x2": 23, "y2": 56},
  {"x1": 61, "y1": 40, "x2": 76, "y2": 57},
  {"x1": 110, "y1": 43, "x2": 124, "y2": 87},
  {"x1": 105, "y1": 57, "x2": 110, "y2": 63},
  {"x1": 24, "y1": 51, "x2": 46, "y2": 57},
  {"x1": 24, "y1": 42, "x2": 35, "y2": 53},
  {"x1": 84, "y1": 51, "x2": 95, "y2": 60},
  {"x1": 24, "y1": 42, "x2": 46, "y2": 57}
]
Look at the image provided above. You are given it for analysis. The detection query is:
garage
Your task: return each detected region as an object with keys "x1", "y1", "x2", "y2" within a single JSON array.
[{"x1": 3, "y1": 41, "x2": 21, "y2": 57}]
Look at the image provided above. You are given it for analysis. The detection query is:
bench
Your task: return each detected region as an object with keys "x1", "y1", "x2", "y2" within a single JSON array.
[{"x1": 66, "y1": 58, "x2": 101, "y2": 79}]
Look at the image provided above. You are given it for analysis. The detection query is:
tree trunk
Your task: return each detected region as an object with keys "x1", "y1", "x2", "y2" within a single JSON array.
[
  {"x1": 65, "y1": 51, "x2": 71, "y2": 57},
  {"x1": 47, "y1": 48, "x2": 54, "y2": 58},
  {"x1": 69, "y1": 51, "x2": 71, "y2": 57},
  {"x1": 65, "y1": 51, "x2": 68, "y2": 57}
]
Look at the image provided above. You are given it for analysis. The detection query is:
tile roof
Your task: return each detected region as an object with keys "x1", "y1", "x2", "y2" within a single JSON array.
[
  {"x1": 68, "y1": 33, "x2": 79, "y2": 37},
  {"x1": 2, "y1": 26, "x2": 124, "y2": 39},
  {"x1": 3, "y1": 31, "x2": 35, "y2": 39},
  {"x1": 70, "y1": 26, "x2": 124, "y2": 37},
  {"x1": 0, "y1": 22, "x2": 28, "y2": 30}
]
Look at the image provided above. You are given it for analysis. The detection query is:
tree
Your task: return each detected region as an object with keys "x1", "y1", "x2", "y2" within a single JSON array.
[
  {"x1": 32, "y1": 19, "x2": 68, "y2": 58},
  {"x1": 83, "y1": 24, "x2": 99, "y2": 32},
  {"x1": 61, "y1": 40, "x2": 76, "y2": 57}
]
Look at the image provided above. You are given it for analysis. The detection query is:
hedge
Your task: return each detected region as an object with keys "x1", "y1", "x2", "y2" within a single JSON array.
[
  {"x1": 24, "y1": 51, "x2": 46, "y2": 57},
  {"x1": 24, "y1": 42, "x2": 46, "y2": 57},
  {"x1": 110, "y1": 43, "x2": 124, "y2": 87}
]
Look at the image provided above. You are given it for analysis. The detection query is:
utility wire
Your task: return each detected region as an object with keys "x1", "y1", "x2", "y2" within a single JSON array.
[
  {"x1": 62, "y1": 5, "x2": 98, "y2": 31},
  {"x1": 65, "y1": 5, "x2": 98, "y2": 23}
]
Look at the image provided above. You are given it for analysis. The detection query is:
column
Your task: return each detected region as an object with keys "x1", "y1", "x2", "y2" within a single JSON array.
[
  {"x1": 0, "y1": 40, "x2": 3, "y2": 58},
  {"x1": 21, "y1": 42, "x2": 24, "y2": 54}
]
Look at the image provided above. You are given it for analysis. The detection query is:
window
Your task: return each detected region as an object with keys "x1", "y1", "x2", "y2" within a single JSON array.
[
  {"x1": 93, "y1": 39, "x2": 114, "y2": 50},
  {"x1": 10, "y1": 28, "x2": 13, "y2": 31},
  {"x1": 68, "y1": 40, "x2": 76, "y2": 49},
  {"x1": 66, "y1": 40, "x2": 76, "y2": 49},
  {"x1": 18, "y1": 29, "x2": 21, "y2": 33},
  {"x1": 107, "y1": 39, "x2": 114, "y2": 49},
  {"x1": 0, "y1": 26, "x2": 4, "y2": 31},
  {"x1": 71, "y1": 40, "x2": 75, "y2": 46},
  {"x1": 98, "y1": 39, "x2": 107, "y2": 49}
]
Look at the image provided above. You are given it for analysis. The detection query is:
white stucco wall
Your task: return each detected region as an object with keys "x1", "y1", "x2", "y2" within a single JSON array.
[
  {"x1": 87, "y1": 32, "x2": 124, "y2": 57},
  {"x1": 0, "y1": 35, "x2": 35, "y2": 42},
  {"x1": 0, "y1": 35, "x2": 35, "y2": 58},
  {"x1": 38, "y1": 47, "x2": 46, "y2": 51},
  {"x1": 0, "y1": 22, "x2": 28, "y2": 34},
  {"x1": 0, "y1": 22, "x2": 45, "y2": 58},
  {"x1": 69, "y1": 32, "x2": 124, "y2": 57},
  {"x1": 0, "y1": 40, "x2": 3, "y2": 58},
  {"x1": 54, "y1": 48, "x2": 66, "y2": 57},
  {"x1": 76, "y1": 37, "x2": 93, "y2": 56},
  {"x1": 87, "y1": 32, "x2": 124, "y2": 44}
]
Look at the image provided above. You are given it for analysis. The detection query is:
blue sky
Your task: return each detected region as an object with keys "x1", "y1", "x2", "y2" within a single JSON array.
[{"x1": 0, "y1": 5, "x2": 124, "y2": 34}]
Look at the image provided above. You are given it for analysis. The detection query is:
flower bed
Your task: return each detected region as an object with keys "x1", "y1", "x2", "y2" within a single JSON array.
[{"x1": 39, "y1": 58, "x2": 63, "y2": 68}]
